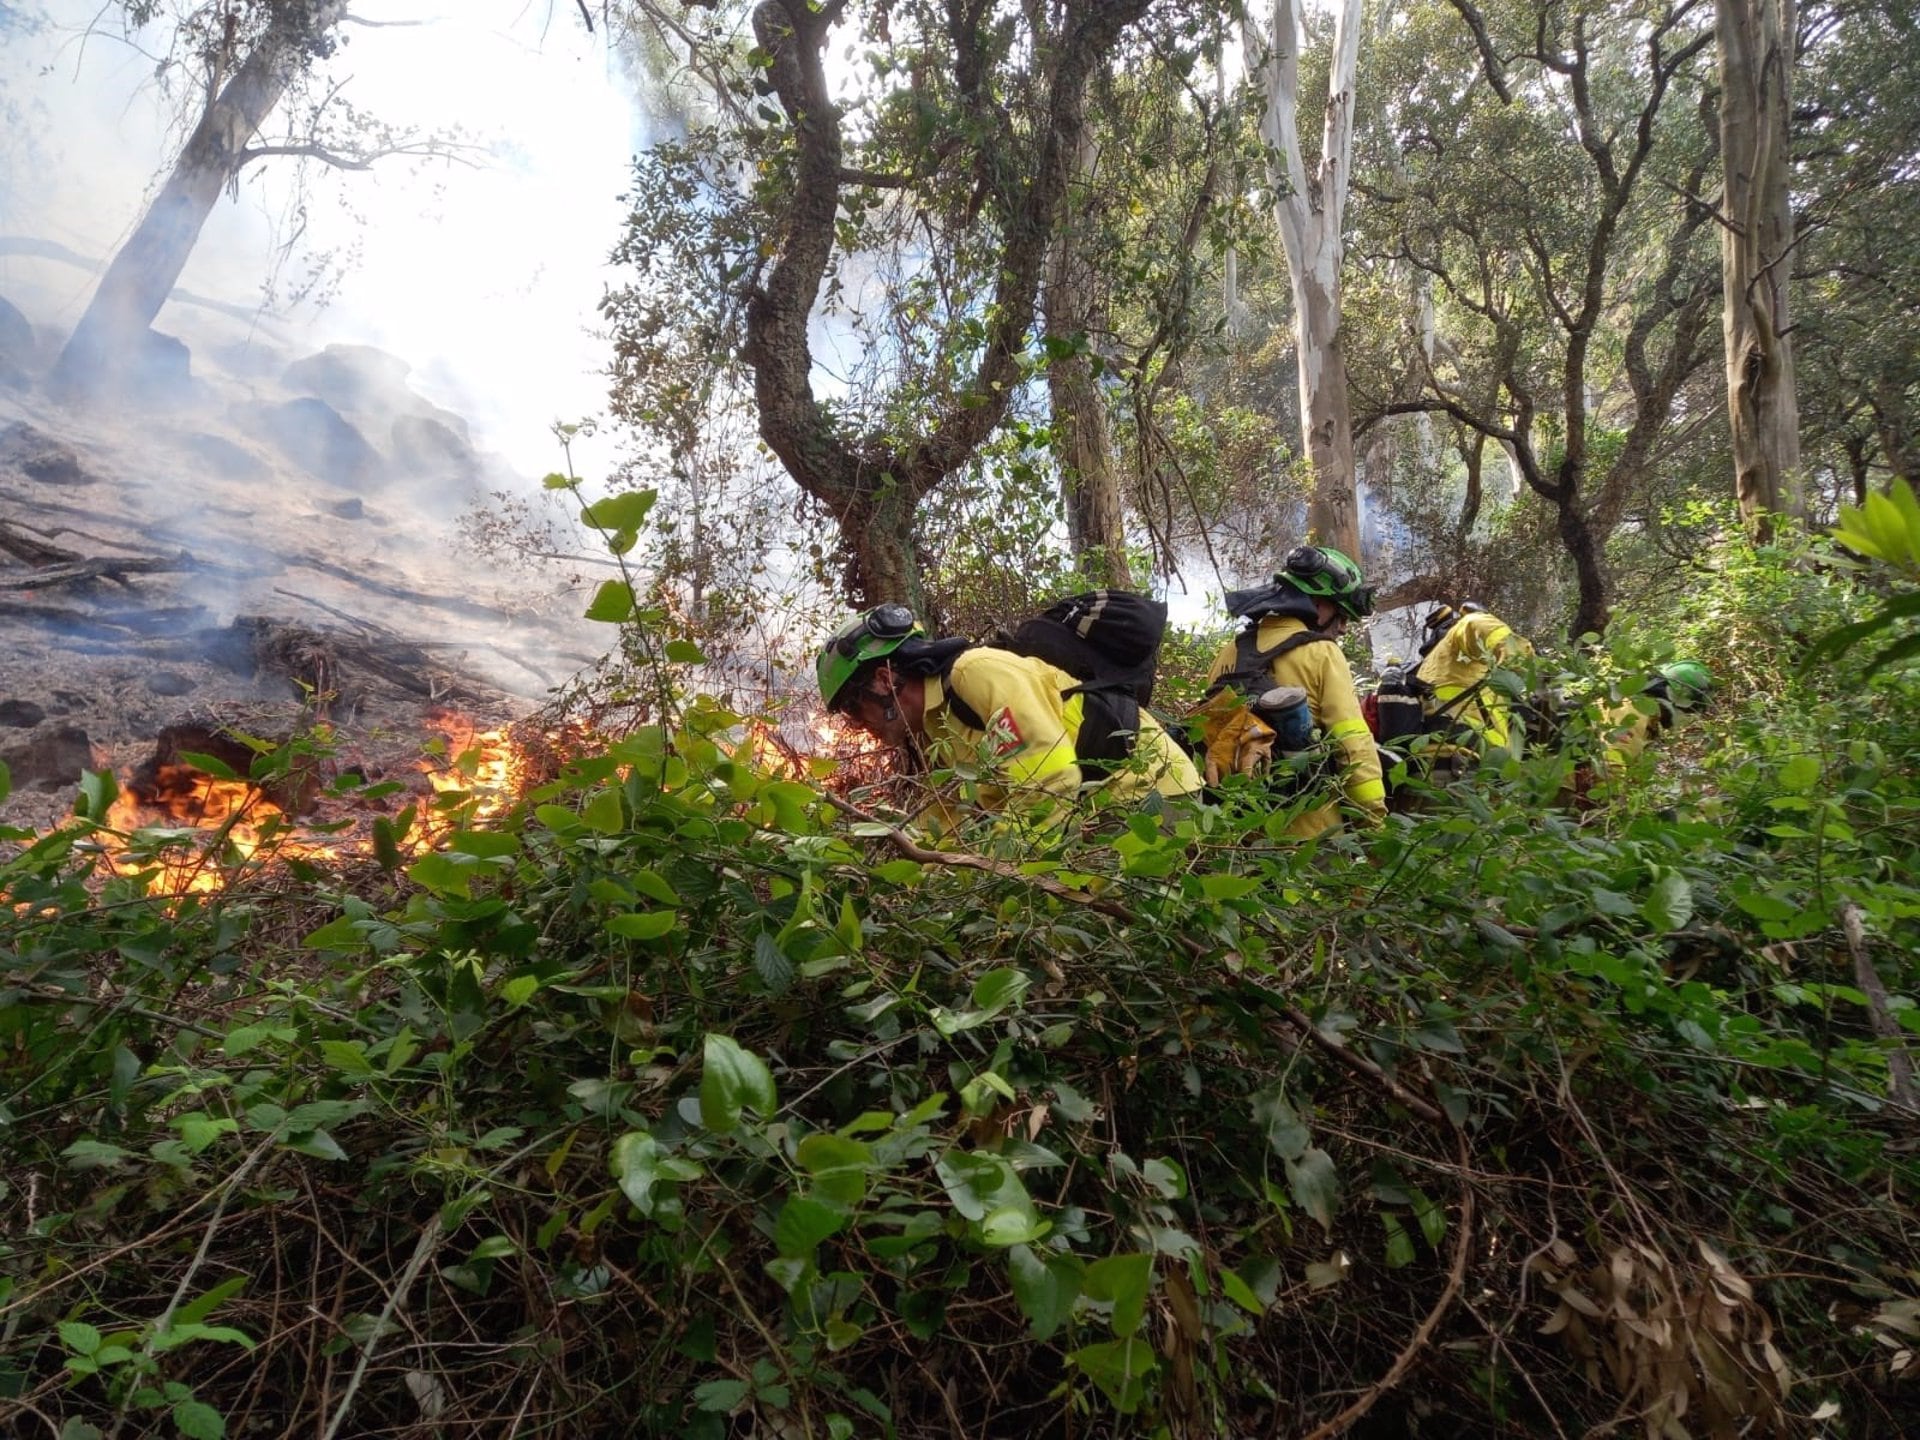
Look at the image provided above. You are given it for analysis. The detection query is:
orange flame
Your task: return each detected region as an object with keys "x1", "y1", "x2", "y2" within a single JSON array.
[{"x1": 76, "y1": 713, "x2": 541, "y2": 900}]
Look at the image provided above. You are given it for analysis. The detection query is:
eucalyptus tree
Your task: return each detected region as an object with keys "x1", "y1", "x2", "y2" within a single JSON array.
[
  {"x1": 1715, "y1": 0, "x2": 1806, "y2": 537},
  {"x1": 1248, "y1": 0, "x2": 1367, "y2": 561},
  {"x1": 1367, "y1": 0, "x2": 1721, "y2": 640}
]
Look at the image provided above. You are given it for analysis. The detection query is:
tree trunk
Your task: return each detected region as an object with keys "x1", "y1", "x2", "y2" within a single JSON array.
[
  {"x1": 1044, "y1": 130, "x2": 1130, "y2": 586},
  {"x1": 743, "y1": 0, "x2": 1150, "y2": 611},
  {"x1": 1716, "y1": 0, "x2": 1805, "y2": 541},
  {"x1": 1560, "y1": 503, "x2": 1611, "y2": 641},
  {"x1": 52, "y1": 23, "x2": 310, "y2": 397},
  {"x1": 1254, "y1": 0, "x2": 1365, "y2": 562}
]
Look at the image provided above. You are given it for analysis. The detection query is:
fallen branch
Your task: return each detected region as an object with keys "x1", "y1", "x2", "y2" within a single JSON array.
[
  {"x1": 319, "y1": 1214, "x2": 444, "y2": 1440},
  {"x1": 1299, "y1": 1131, "x2": 1476, "y2": 1440},
  {"x1": 1840, "y1": 901, "x2": 1919, "y2": 1115},
  {"x1": 0, "y1": 551, "x2": 197, "y2": 591},
  {"x1": 0, "y1": 598, "x2": 140, "y2": 639},
  {"x1": 0, "y1": 518, "x2": 83, "y2": 566}
]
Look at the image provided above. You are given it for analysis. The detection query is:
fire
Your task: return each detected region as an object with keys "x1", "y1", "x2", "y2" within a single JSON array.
[
  {"x1": 94, "y1": 765, "x2": 355, "y2": 899},
  {"x1": 419, "y1": 710, "x2": 530, "y2": 831},
  {"x1": 76, "y1": 712, "x2": 540, "y2": 901},
  {"x1": 30, "y1": 704, "x2": 890, "y2": 904}
]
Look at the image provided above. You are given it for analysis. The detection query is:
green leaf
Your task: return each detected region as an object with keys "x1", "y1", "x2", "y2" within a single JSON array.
[
  {"x1": 62, "y1": 1139, "x2": 133, "y2": 1169},
  {"x1": 611, "y1": 1131, "x2": 701, "y2": 1217},
  {"x1": 281, "y1": 1129, "x2": 347, "y2": 1162},
  {"x1": 1083, "y1": 1253, "x2": 1153, "y2": 1337},
  {"x1": 1253, "y1": 1088, "x2": 1310, "y2": 1162},
  {"x1": 319, "y1": 1040, "x2": 375, "y2": 1077},
  {"x1": 1285, "y1": 1148, "x2": 1339, "y2": 1233},
  {"x1": 1066, "y1": 1337, "x2": 1157, "y2": 1413},
  {"x1": 969, "y1": 966, "x2": 1031, "y2": 1014},
  {"x1": 581, "y1": 788, "x2": 625, "y2": 833},
  {"x1": 773, "y1": 1195, "x2": 846, "y2": 1258},
  {"x1": 1142, "y1": 1157, "x2": 1187, "y2": 1199},
  {"x1": 631, "y1": 869, "x2": 682, "y2": 906},
  {"x1": 693, "y1": 1378, "x2": 750, "y2": 1413},
  {"x1": 1381, "y1": 1212, "x2": 1415, "y2": 1268},
  {"x1": 0, "y1": 758, "x2": 10, "y2": 804},
  {"x1": 699, "y1": 1034, "x2": 777, "y2": 1132},
  {"x1": 664, "y1": 639, "x2": 706, "y2": 664},
  {"x1": 407, "y1": 851, "x2": 472, "y2": 899},
  {"x1": 77, "y1": 768, "x2": 118, "y2": 822},
  {"x1": 172, "y1": 1400, "x2": 225, "y2": 1440},
  {"x1": 607, "y1": 911, "x2": 676, "y2": 940},
  {"x1": 1008, "y1": 1245, "x2": 1083, "y2": 1340},
  {"x1": 450, "y1": 829, "x2": 520, "y2": 859},
  {"x1": 1777, "y1": 755, "x2": 1821, "y2": 793},
  {"x1": 979, "y1": 1206, "x2": 1051, "y2": 1247},
  {"x1": 754, "y1": 932, "x2": 794, "y2": 994},
  {"x1": 935, "y1": 1150, "x2": 1033, "y2": 1224},
  {"x1": 1411, "y1": 1187, "x2": 1447, "y2": 1249},
  {"x1": 1198, "y1": 873, "x2": 1261, "y2": 900},
  {"x1": 169, "y1": 750, "x2": 239, "y2": 782},
  {"x1": 59, "y1": 1321, "x2": 103, "y2": 1356},
  {"x1": 580, "y1": 489, "x2": 657, "y2": 535},
  {"x1": 584, "y1": 579, "x2": 637, "y2": 624},
  {"x1": 959, "y1": 1069, "x2": 1016, "y2": 1115},
  {"x1": 795, "y1": 1133, "x2": 874, "y2": 1206},
  {"x1": 1219, "y1": 1268, "x2": 1265, "y2": 1315},
  {"x1": 1643, "y1": 872, "x2": 1694, "y2": 932},
  {"x1": 175, "y1": 1276, "x2": 247, "y2": 1328}
]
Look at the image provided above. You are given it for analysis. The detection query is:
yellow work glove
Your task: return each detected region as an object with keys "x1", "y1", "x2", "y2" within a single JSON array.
[{"x1": 1202, "y1": 708, "x2": 1277, "y2": 787}]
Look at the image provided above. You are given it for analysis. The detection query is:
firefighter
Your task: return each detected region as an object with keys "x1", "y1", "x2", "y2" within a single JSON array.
[
  {"x1": 1199, "y1": 545, "x2": 1386, "y2": 838},
  {"x1": 1414, "y1": 601, "x2": 1535, "y2": 763},
  {"x1": 816, "y1": 604, "x2": 1201, "y2": 822},
  {"x1": 1597, "y1": 661, "x2": 1713, "y2": 772}
]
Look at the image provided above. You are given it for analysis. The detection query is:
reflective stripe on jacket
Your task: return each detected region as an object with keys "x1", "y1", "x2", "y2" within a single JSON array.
[
  {"x1": 1415, "y1": 611, "x2": 1532, "y2": 751},
  {"x1": 923, "y1": 647, "x2": 1201, "y2": 813},
  {"x1": 1206, "y1": 616, "x2": 1385, "y2": 836}
]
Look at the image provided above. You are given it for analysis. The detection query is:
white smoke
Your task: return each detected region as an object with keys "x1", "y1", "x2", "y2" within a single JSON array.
[{"x1": 1, "y1": 0, "x2": 639, "y2": 482}]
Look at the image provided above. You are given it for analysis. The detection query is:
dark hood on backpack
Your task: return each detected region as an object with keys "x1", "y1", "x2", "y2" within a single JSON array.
[
  {"x1": 885, "y1": 636, "x2": 973, "y2": 678},
  {"x1": 1224, "y1": 581, "x2": 1320, "y2": 626}
]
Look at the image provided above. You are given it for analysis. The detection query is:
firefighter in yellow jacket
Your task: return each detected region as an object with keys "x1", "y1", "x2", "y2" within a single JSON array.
[
  {"x1": 1414, "y1": 602, "x2": 1534, "y2": 757},
  {"x1": 1201, "y1": 546, "x2": 1386, "y2": 837},
  {"x1": 1597, "y1": 661, "x2": 1712, "y2": 772},
  {"x1": 817, "y1": 605, "x2": 1201, "y2": 822}
]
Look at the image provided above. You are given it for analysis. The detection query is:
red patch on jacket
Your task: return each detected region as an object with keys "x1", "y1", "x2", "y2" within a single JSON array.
[{"x1": 983, "y1": 707, "x2": 1023, "y2": 755}]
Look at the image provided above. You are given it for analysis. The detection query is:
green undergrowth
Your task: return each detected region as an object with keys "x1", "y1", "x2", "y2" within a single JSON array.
[{"x1": 2, "y1": 547, "x2": 1917, "y2": 1439}]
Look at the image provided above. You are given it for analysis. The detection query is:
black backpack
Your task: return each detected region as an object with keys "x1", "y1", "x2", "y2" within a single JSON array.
[
  {"x1": 949, "y1": 591, "x2": 1170, "y2": 778},
  {"x1": 982, "y1": 590, "x2": 1168, "y2": 706}
]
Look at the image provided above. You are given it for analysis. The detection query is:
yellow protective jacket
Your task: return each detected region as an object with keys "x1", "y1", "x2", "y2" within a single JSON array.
[
  {"x1": 922, "y1": 647, "x2": 1201, "y2": 816},
  {"x1": 1415, "y1": 611, "x2": 1533, "y2": 753},
  {"x1": 1205, "y1": 617, "x2": 1386, "y2": 836},
  {"x1": 1593, "y1": 694, "x2": 1674, "y2": 777}
]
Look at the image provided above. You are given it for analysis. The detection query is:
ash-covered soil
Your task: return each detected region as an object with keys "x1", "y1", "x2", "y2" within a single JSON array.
[{"x1": 0, "y1": 291, "x2": 606, "y2": 836}]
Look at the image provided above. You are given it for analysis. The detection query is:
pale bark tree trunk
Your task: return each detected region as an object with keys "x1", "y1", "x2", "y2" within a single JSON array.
[
  {"x1": 1218, "y1": 48, "x2": 1249, "y2": 339},
  {"x1": 1252, "y1": 0, "x2": 1364, "y2": 562},
  {"x1": 1716, "y1": 0, "x2": 1806, "y2": 540},
  {"x1": 1044, "y1": 129, "x2": 1131, "y2": 585},
  {"x1": 52, "y1": 7, "x2": 340, "y2": 397}
]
